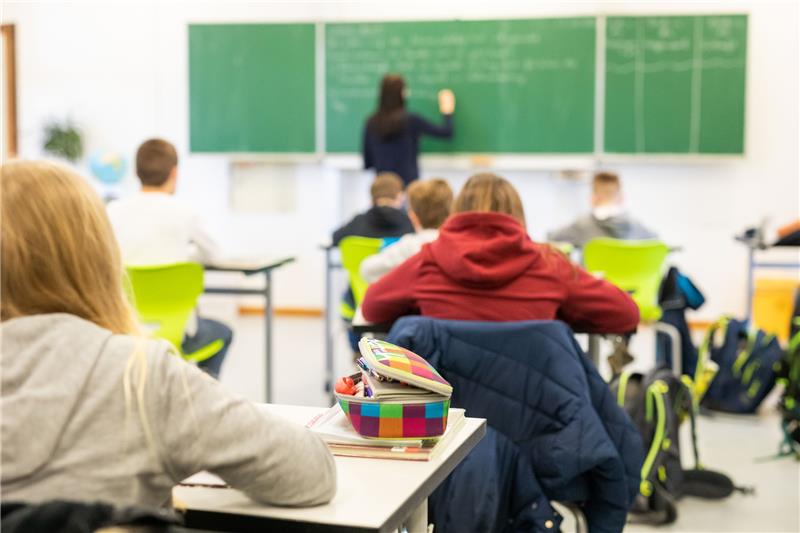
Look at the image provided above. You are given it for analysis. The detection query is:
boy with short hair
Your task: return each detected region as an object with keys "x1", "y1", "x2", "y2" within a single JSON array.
[
  {"x1": 107, "y1": 138, "x2": 231, "y2": 378},
  {"x1": 548, "y1": 171, "x2": 657, "y2": 247},
  {"x1": 360, "y1": 178, "x2": 453, "y2": 283},
  {"x1": 331, "y1": 172, "x2": 414, "y2": 245}
]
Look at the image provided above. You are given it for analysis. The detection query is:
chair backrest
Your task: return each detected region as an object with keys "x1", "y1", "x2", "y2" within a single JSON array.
[
  {"x1": 125, "y1": 262, "x2": 204, "y2": 350},
  {"x1": 339, "y1": 236, "x2": 383, "y2": 306},
  {"x1": 583, "y1": 238, "x2": 669, "y2": 322}
]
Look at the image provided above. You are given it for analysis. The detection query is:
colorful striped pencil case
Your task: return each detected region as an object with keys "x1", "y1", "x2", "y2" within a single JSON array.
[{"x1": 334, "y1": 338, "x2": 453, "y2": 440}]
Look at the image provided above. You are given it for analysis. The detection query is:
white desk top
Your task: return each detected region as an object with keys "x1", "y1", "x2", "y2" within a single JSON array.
[
  {"x1": 351, "y1": 306, "x2": 394, "y2": 335},
  {"x1": 205, "y1": 255, "x2": 295, "y2": 272},
  {"x1": 173, "y1": 404, "x2": 485, "y2": 533},
  {"x1": 352, "y1": 306, "x2": 368, "y2": 327}
]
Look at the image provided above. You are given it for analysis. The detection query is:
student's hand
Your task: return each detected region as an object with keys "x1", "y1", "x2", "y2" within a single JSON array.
[{"x1": 438, "y1": 89, "x2": 455, "y2": 115}]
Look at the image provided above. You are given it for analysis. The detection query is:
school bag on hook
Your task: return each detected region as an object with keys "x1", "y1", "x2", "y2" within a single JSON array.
[{"x1": 699, "y1": 317, "x2": 783, "y2": 414}]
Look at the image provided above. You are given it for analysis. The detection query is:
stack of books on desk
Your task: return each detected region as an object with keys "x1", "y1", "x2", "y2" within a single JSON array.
[{"x1": 307, "y1": 405, "x2": 466, "y2": 461}]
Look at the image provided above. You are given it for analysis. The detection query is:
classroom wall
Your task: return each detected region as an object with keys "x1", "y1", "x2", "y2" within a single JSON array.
[{"x1": 4, "y1": 0, "x2": 798, "y2": 320}]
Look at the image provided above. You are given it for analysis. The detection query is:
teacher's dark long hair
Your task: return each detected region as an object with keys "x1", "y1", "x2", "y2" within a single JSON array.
[{"x1": 368, "y1": 75, "x2": 408, "y2": 139}]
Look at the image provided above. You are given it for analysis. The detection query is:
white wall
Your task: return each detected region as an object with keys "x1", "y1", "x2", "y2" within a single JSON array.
[{"x1": 4, "y1": 0, "x2": 798, "y2": 320}]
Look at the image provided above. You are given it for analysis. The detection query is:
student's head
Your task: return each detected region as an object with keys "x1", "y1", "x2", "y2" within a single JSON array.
[
  {"x1": 136, "y1": 138, "x2": 178, "y2": 194},
  {"x1": 452, "y1": 173, "x2": 526, "y2": 226},
  {"x1": 371, "y1": 172, "x2": 405, "y2": 208},
  {"x1": 0, "y1": 160, "x2": 138, "y2": 335},
  {"x1": 406, "y1": 178, "x2": 453, "y2": 231},
  {"x1": 591, "y1": 171, "x2": 622, "y2": 207}
]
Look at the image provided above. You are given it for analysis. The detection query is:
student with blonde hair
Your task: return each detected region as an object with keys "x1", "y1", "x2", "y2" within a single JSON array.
[
  {"x1": 360, "y1": 177, "x2": 453, "y2": 283},
  {"x1": 0, "y1": 160, "x2": 335, "y2": 508},
  {"x1": 362, "y1": 173, "x2": 639, "y2": 333}
]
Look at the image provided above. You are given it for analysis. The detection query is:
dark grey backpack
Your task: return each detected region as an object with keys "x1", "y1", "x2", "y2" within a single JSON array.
[{"x1": 610, "y1": 367, "x2": 752, "y2": 525}]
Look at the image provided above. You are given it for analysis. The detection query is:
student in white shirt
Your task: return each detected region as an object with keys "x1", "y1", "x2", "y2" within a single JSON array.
[
  {"x1": 360, "y1": 178, "x2": 453, "y2": 283},
  {"x1": 107, "y1": 139, "x2": 231, "y2": 378}
]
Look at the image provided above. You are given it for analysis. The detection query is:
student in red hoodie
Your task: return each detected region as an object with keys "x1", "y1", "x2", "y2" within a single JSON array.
[{"x1": 361, "y1": 173, "x2": 640, "y2": 333}]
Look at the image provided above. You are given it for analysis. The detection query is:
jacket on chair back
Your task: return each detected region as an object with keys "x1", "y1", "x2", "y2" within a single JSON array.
[{"x1": 387, "y1": 317, "x2": 644, "y2": 533}]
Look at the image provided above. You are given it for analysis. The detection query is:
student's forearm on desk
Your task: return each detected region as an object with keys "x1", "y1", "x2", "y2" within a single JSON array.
[
  {"x1": 150, "y1": 352, "x2": 336, "y2": 506},
  {"x1": 361, "y1": 257, "x2": 419, "y2": 323},
  {"x1": 557, "y1": 268, "x2": 640, "y2": 334}
]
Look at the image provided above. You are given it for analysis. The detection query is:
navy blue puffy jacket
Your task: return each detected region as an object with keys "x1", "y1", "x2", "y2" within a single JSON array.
[{"x1": 387, "y1": 317, "x2": 643, "y2": 533}]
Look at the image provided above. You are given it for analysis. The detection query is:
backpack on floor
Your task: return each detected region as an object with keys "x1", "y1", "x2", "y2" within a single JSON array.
[
  {"x1": 610, "y1": 367, "x2": 748, "y2": 525},
  {"x1": 699, "y1": 317, "x2": 783, "y2": 414},
  {"x1": 775, "y1": 293, "x2": 800, "y2": 459}
]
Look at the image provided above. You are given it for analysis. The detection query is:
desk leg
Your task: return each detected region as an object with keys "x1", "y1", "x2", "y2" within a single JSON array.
[
  {"x1": 265, "y1": 270, "x2": 273, "y2": 403},
  {"x1": 402, "y1": 499, "x2": 428, "y2": 533},
  {"x1": 587, "y1": 334, "x2": 600, "y2": 367},
  {"x1": 324, "y1": 248, "x2": 333, "y2": 402}
]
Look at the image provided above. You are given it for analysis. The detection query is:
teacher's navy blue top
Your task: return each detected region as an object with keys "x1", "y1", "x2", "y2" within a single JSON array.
[{"x1": 363, "y1": 112, "x2": 454, "y2": 185}]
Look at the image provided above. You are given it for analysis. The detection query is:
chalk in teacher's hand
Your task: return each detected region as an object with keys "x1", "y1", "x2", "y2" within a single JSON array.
[{"x1": 438, "y1": 89, "x2": 456, "y2": 115}]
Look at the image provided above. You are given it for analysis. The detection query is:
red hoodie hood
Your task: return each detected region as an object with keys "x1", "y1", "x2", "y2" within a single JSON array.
[{"x1": 427, "y1": 212, "x2": 540, "y2": 289}]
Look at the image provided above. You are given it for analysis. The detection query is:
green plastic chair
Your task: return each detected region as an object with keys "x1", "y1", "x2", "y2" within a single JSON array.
[
  {"x1": 338, "y1": 236, "x2": 383, "y2": 319},
  {"x1": 125, "y1": 262, "x2": 223, "y2": 364},
  {"x1": 583, "y1": 238, "x2": 670, "y2": 322}
]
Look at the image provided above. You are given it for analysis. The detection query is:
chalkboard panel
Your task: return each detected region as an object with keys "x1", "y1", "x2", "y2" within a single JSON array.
[
  {"x1": 325, "y1": 18, "x2": 596, "y2": 154},
  {"x1": 189, "y1": 24, "x2": 316, "y2": 153},
  {"x1": 604, "y1": 15, "x2": 747, "y2": 154}
]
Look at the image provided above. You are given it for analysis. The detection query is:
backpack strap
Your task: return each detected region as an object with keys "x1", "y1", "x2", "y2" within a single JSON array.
[
  {"x1": 680, "y1": 375, "x2": 702, "y2": 469},
  {"x1": 788, "y1": 325, "x2": 800, "y2": 360},
  {"x1": 617, "y1": 370, "x2": 634, "y2": 408},
  {"x1": 641, "y1": 380, "x2": 670, "y2": 497},
  {"x1": 696, "y1": 317, "x2": 731, "y2": 382},
  {"x1": 732, "y1": 329, "x2": 758, "y2": 378}
]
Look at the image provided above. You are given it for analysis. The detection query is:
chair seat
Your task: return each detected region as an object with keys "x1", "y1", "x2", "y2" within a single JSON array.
[
  {"x1": 639, "y1": 305, "x2": 663, "y2": 323},
  {"x1": 183, "y1": 338, "x2": 225, "y2": 364}
]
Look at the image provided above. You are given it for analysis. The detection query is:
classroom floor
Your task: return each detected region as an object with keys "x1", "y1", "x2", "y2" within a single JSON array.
[{"x1": 201, "y1": 305, "x2": 800, "y2": 533}]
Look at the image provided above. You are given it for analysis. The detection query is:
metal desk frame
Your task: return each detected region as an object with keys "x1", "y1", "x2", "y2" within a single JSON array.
[
  {"x1": 204, "y1": 257, "x2": 295, "y2": 402},
  {"x1": 322, "y1": 245, "x2": 340, "y2": 399},
  {"x1": 744, "y1": 244, "x2": 800, "y2": 321}
]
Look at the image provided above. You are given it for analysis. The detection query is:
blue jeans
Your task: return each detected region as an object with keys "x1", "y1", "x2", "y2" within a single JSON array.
[{"x1": 182, "y1": 317, "x2": 233, "y2": 379}]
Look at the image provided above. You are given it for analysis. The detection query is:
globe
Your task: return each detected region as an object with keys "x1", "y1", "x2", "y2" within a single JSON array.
[{"x1": 89, "y1": 152, "x2": 127, "y2": 184}]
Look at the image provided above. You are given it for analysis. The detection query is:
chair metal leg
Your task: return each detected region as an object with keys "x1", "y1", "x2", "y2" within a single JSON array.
[
  {"x1": 587, "y1": 334, "x2": 601, "y2": 367},
  {"x1": 653, "y1": 321, "x2": 682, "y2": 376},
  {"x1": 551, "y1": 501, "x2": 588, "y2": 533},
  {"x1": 324, "y1": 247, "x2": 334, "y2": 403}
]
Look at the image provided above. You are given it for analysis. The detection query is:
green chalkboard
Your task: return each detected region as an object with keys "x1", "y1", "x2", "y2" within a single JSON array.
[
  {"x1": 189, "y1": 24, "x2": 316, "y2": 153},
  {"x1": 604, "y1": 15, "x2": 747, "y2": 154},
  {"x1": 325, "y1": 18, "x2": 596, "y2": 154}
]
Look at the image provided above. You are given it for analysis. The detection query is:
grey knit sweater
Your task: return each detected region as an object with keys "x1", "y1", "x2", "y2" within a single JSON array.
[{"x1": 1, "y1": 313, "x2": 335, "y2": 508}]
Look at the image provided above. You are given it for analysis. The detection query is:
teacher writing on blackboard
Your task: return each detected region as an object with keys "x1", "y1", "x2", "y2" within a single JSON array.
[{"x1": 363, "y1": 74, "x2": 455, "y2": 186}]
